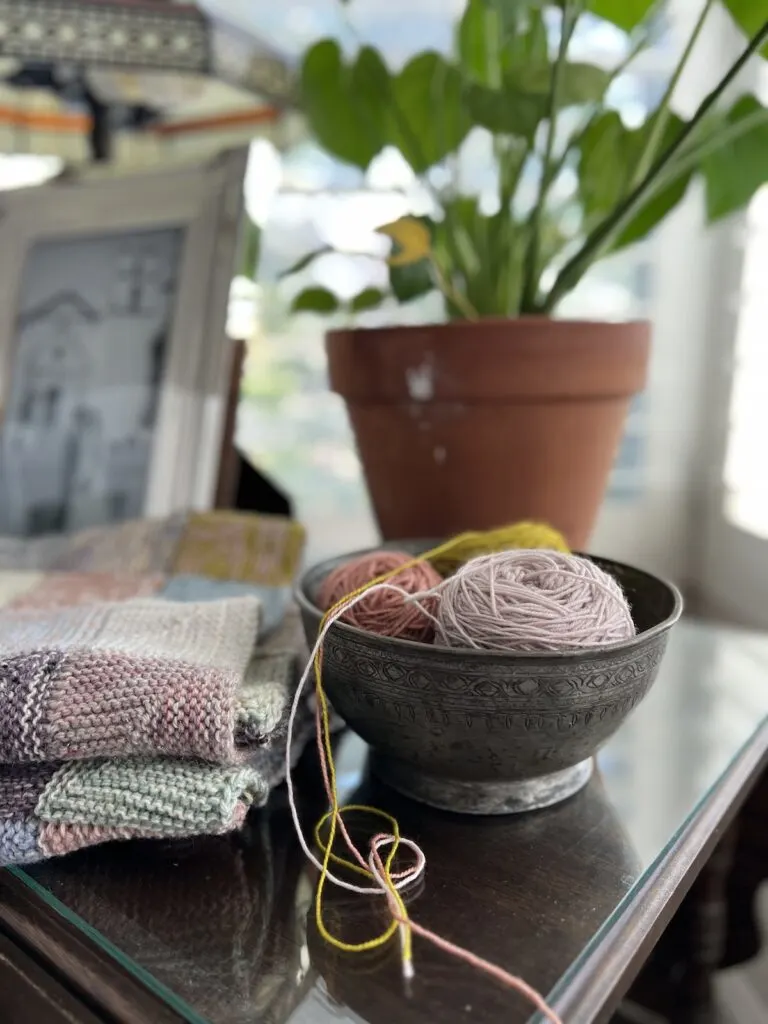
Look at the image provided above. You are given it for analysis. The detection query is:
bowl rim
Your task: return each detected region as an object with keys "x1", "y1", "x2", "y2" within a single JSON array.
[{"x1": 294, "y1": 544, "x2": 684, "y2": 661}]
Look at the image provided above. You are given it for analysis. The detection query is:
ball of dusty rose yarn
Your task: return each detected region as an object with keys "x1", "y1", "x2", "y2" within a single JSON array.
[{"x1": 318, "y1": 550, "x2": 442, "y2": 643}]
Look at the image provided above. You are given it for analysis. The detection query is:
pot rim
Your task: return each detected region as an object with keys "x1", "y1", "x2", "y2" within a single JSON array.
[
  {"x1": 327, "y1": 316, "x2": 651, "y2": 339},
  {"x1": 295, "y1": 545, "x2": 683, "y2": 662}
]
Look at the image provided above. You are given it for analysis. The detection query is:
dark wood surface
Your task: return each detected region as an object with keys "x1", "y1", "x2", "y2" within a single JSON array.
[
  {"x1": 1, "y1": 619, "x2": 767, "y2": 1024},
  {"x1": 0, "y1": 930, "x2": 104, "y2": 1024},
  {"x1": 213, "y1": 339, "x2": 246, "y2": 510},
  {"x1": 0, "y1": 867, "x2": 185, "y2": 1024}
]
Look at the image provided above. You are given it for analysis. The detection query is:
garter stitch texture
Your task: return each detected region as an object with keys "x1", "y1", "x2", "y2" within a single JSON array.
[
  {"x1": 0, "y1": 513, "x2": 312, "y2": 866},
  {"x1": 0, "y1": 598, "x2": 262, "y2": 764},
  {"x1": 37, "y1": 759, "x2": 265, "y2": 856},
  {"x1": 0, "y1": 698, "x2": 317, "y2": 865},
  {"x1": 0, "y1": 594, "x2": 315, "y2": 865},
  {"x1": 0, "y1": 511, "x2": 304, "y2": 585}
]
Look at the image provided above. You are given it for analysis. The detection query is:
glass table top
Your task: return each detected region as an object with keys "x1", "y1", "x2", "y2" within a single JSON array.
[{"x1": 11, "y1": 617, "x2": 768, "y2": 1023}]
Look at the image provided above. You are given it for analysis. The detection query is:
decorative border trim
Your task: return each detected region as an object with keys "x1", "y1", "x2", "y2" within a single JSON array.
[{"x1": 0, "y1": 1, "x2": 208, "y2": 73}]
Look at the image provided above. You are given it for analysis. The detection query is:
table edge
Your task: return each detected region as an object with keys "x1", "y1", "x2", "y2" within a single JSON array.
[
  {"x1": 0, "y1": 867, "x2": 186, "y2": 1024},
  {"x1": 544, "y1": 717, "x2": 768, "y2": 1024}
]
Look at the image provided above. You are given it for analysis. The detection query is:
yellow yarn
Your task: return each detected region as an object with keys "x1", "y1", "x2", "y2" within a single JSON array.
[
  {"x1": 430, "y1": 521, "x2": 569, "y2": 576},
  {"x1": 312, "y1": 533, "x2": 473, "y2": 970},
  {"x1": 310, "y1": 523, "x2": 568, "y2": 971}
]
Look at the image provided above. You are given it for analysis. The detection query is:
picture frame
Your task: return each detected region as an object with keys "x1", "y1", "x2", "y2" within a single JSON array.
[{"x1": 0, "y1": 147, "x2": 247, "y2": 536}]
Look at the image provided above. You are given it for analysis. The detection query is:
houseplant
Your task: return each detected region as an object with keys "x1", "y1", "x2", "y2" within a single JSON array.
[{"x1": 286, "y1": 0, "x2": 768, "y2": 546}]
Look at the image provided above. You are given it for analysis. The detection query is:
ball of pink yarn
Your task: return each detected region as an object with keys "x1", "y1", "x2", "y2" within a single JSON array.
[
  {"x1": 318, "y1": 550, "x2": 442, "y2": 642},
  {"x1": 435, "y1": 550, "x2": 635, "y2": 652}
]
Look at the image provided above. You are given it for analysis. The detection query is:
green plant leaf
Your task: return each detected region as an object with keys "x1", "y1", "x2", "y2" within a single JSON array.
[
  {"x1": 445, "y1": 200, "x2": 482, "y2": 277},
  {"x1": 702, "y1": 95, "x2": 768, "y2": 221},
  {"x1": 502, "y1": 7, "x2": 548, "y2": 68},
  {"x1": 469, "y1": 61, "x2": 609, "y2": 139},
  {"x1": 300, "y1": 40, "x2": 389, "y2": 168},
  {"x1": 438, "y1": 197, "x2": 490, "y2": 310},
  {"x1": 587, "y1": 0, "x2": 656, "y2": 32},
  {"x1": 466, "y1": 82, "x2": 545, "y2": 137},
  {"x1": 721, "y1": 1, "x2": 768, "y2": 57},
  {"x1": 457, "y1": 1, "x2": 548, "y2": 84},
  {"x1": 613, "y1": 167, "x2": 692, "y2": 248},
  {"x1": 278, "y1": 247, "x2": 332, "y2": 279},
  {"x1": 615, "y1": 114, "x2": 694, "y2": 247},
  {"x1": 291, "y1": 287, "x2": 339, "y2": 314},
  {"x1": 389, "y1": 259, "x2": 435, "y2": 302},
  {"x1": 436, "y1": 196, "x2": 535, "y2": 317},
  {"x1": 580, "y1": 111, "x2": 693, "y2": 250},
  {"x1": 389, "y1": 53, "x2": 471, "y2": 172},
  {"x1": 491, "y1": 217, "x2": 527, "y2": 316},
  {"x1": 351, "y1": 46, "x2": 392, "y2": 142},
  {"x1": 578, "y1": 111, "x2": 637, "y2": 217},
  {"x1": 457, "y1": 0, "x2": 505, "y2": 86},
  {"x1": 511, "y1": 62, "x2": 610, "y2": 105},
  {"x1": 350, "y1": 287, "x2": 387, "y2": 312}
]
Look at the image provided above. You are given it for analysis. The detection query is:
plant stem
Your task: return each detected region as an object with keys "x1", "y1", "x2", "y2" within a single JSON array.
[
  {"x1": 430, "y1": 256, "x2": 480, "y2": 320},
  {"x1": 542, "y1": 17, "x2": 768, "y2": 313},
  {"x1": 547, "y1": 29, "x2": 650, "y2": 191},
  {"x1": 520, "y1": 1, "x2": 579, "y2": 312},
  {"x1": 631, "y1": 0, "x2": 715, "y2": 186},
  {"x1": 493, "y1": 138, "x2": 528, "y2": 315},
  {"x1": 618, "y1": 105, "x2": 765, "y2": 215}
]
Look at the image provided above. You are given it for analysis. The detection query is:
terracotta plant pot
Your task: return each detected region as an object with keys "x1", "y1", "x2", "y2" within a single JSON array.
[{"x1": 326, "y1": 318, "x2": 650, "y2": 548}]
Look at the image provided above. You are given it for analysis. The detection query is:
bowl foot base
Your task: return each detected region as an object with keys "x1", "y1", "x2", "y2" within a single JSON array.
[{"x1": 370, "y1": 754, "x2": 593, "y2": 815}]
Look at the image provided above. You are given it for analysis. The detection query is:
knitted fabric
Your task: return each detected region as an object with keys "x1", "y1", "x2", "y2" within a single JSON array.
[
  {"x1": 0, "y1": 764, "x2": 57, "y2": 864},
  {"x1": 0, "y1": 591, "x2": 314, "y2": 865},
  {"x1": 0, "y1": 518, "x2": 312, "y2": 866},
  {"x1": 8, "y1": 573, "x2": 164, "y2": 612},
  {"x1": 0, "y1": 597, "x2": 264, "y2": 764},
  {"x1": 160, "y1": 575, "x2": 291, "y2": 636},
  {"x1": 0, "y1": 516, "x2": 187, "y2": 575},
  {"x1": 0, "y1": 596, "x2": 259, "y2": 667},
  {"x1": 37, "y1": 760, "x2": 261, "y2": 857},
  {"x1": 0, "y1": 511, "x2": 304, "y2": 586},
  {"x1": 173, "y1": 511, "x2": 305, "y2": 587},
  {"x1": 0, "y1": 573, "x2": 290, "y2": 635},
  {"x1": 0, "y1": 703, "x2": 316, "y2": 865}
]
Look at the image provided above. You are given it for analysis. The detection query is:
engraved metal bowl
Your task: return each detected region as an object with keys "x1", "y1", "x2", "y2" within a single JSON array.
[{"x1": 296, "y1": 542, "x2": 682, "y2": 815}]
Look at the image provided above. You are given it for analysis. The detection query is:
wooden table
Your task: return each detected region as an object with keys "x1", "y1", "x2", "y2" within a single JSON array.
[{"x1": 1, "y1": 618, "x2": 767, "y2": 1024}]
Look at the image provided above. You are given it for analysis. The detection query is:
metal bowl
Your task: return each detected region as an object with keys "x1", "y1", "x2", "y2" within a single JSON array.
[{"x1": 296, "y1": 542, "x2": 682, "y2": 814}]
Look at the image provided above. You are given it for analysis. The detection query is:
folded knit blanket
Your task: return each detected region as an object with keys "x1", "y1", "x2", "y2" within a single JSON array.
[
  {"x1": 0, "y1": 596, "x2": 302, "y2": 764},
  {"x1": 0, "y1": 510, "x2": 305, "y2": 587},
  {"x1": 0, "y1": 591, "x2": 314, "y2": 865},
  {"x1": 0, "y1": 705, "x2": 315, "y2": 865},
  {"x1": 0, "y1": 513, "x2": 314, "y2": 866}
]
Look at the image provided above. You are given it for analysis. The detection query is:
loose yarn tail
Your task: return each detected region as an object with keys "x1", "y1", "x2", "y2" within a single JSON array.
[{"x1": 285, "y1": 535, "x2": 564, "y2": 1022}]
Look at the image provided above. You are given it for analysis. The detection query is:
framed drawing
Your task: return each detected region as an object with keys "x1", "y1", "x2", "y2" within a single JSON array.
[{"x1": 0, "y1": 148, "x2": 247, "y2": 536}]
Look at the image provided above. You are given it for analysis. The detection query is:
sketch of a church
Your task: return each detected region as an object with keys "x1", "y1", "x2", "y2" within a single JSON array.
[
  {"x1": 12, "y1": 291, "x2": 96, "y2": 427},
  {"x1": 0, "y1": 286, "x2": 162, "y2": 536}
]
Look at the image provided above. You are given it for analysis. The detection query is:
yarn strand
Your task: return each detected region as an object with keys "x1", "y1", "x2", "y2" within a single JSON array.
[{"x1": 285, "y1": 534, "x2": 564, "y2": 1022}]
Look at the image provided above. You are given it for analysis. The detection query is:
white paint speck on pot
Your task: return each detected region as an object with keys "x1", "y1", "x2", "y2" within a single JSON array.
[
  {"x1": 433, "y1": 445, "x2": 447, "y2": 465},
  {"x1": 405, "y1": 355, "x2": 434, "y2": 401}
]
